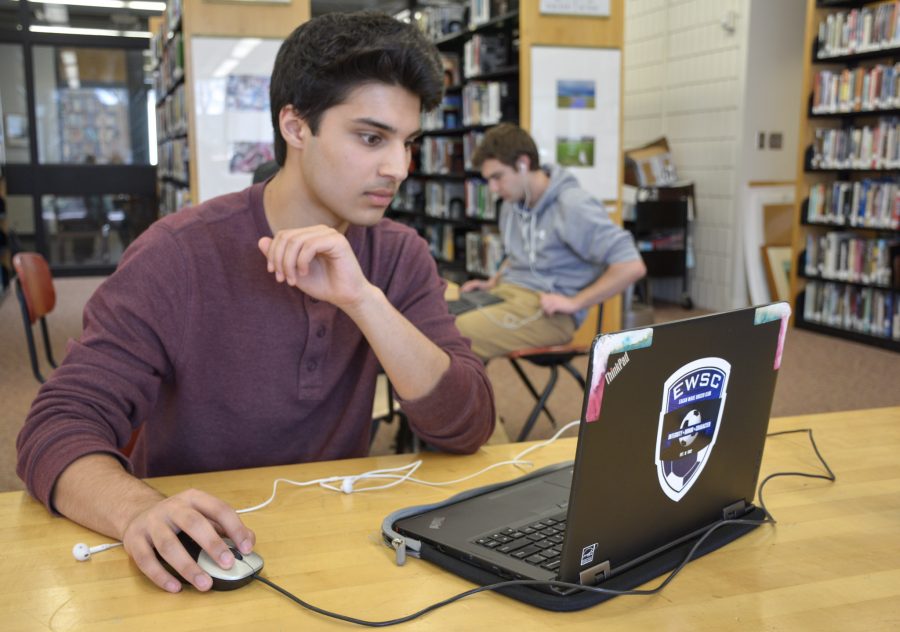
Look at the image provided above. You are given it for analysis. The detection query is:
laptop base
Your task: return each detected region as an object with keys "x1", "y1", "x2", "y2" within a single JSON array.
[{"x1": 416, "y1": 505, "x2": 767, "y2": 611}]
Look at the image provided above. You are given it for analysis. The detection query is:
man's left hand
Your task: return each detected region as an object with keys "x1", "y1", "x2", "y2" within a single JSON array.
[
  {"x1": 540, "y1": 293, "x2": 579, "y2": 315},
  {"x1": 258, "y1": 226, "x2": 372, "y2": 310}
]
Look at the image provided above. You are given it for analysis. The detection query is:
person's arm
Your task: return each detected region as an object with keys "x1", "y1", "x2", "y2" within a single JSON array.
[
  {"x1": 259, "y1": 226, "x2": 494, "y2": 450},
  {"x1": 541, "y1": 259, "x2": 646, "y2": 315},
  {"x1": 460, "y1": 259, "x2": 507, "y2": 293},
  {"x1": 52, "y1": 454, "x2": 254, "y2": 593},
  {"x1": 259, "y1": 226, "x2": 448, "y2": 399},
  {"x1": 17, "y1": 224, "x2": 255, "y2": 593}
]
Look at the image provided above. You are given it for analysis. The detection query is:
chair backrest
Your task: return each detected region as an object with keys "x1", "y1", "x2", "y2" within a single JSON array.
[
  {"x1": 13, "y1": 252, "x2": 56, "y2": 324},
  {"x1": 570, "y1": 303, "x2": 603, "y2": 349}
]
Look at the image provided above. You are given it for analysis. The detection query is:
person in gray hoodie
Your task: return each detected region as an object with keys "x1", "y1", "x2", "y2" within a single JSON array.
[{"x1": 458, "y1": 123, "x2": 646, "y2": 359}]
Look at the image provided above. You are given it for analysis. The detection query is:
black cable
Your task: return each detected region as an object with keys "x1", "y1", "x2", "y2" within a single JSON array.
[
  {"x1": 251, "y1": 427, "x2": 834, "y2": 627},
  {"x1": 757, "y1": 428, "x2": 836, "y2": 520}
]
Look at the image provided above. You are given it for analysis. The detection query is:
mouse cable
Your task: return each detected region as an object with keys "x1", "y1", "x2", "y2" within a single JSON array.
[{"x1": 249, "y1": 427, "x2": 835, "y2": 627}]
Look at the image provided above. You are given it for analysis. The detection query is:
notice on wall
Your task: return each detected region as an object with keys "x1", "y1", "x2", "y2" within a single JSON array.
[
  {"x1": 539, "y1": 0, "x2": 610, "y2": 17},
  {"x1": 530, "y1": 46, "x2": 620, "y2": 201}
]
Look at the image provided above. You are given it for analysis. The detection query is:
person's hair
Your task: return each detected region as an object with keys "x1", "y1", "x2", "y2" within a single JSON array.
[
  {"x1": 270, "y1": 11, "x2": 444, "y2": 166},
  {"x1": 471, "y1": 123, "x2": 540, "y2": 171}
]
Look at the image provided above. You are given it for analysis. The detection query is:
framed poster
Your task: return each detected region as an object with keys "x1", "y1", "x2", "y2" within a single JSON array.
[
  {"x1": 191, "y1": 36, "x2": 283, "y2": 203},
  {"x1": 530, "y1": 46, "x2": 620, "y2": 201}
]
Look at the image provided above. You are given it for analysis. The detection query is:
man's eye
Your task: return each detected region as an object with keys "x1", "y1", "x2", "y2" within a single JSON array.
[{"x1": 361, "y1": 133, "x2": 382, "y2": 146}]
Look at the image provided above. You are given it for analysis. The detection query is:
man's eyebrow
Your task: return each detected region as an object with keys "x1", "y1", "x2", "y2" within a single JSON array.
[{"x1": 353, "y1": 117, "x2": 421, "y2": 140}]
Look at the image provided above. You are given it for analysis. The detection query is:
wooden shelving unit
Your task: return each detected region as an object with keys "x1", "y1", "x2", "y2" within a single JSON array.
[{"x1": 790, "y1": 0, "x2": 900, "y2": 351}]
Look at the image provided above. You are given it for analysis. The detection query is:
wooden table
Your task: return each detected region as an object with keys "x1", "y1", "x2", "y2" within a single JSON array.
[{"x1": 2, "y1": 407, "x2": 898, "y2": 630}]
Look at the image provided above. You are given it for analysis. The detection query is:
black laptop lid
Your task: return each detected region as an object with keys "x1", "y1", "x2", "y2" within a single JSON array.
[{"x1": 558, "y1": 303, "x2": 790, "y2": 584}]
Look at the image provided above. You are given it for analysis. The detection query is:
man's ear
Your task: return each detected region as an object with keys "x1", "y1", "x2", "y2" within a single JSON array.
[{"x1": 279, "y1": 105, "x2": 308, "y2": 151}]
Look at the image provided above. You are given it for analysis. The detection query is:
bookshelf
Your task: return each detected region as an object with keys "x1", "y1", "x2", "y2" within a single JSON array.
[
  {"x1": 790, "y1": 0, "x2": 900, "y2": 352},
  {"x1": 391, "y1": 4, "x2": 520, "y2": 283},
  {"x1": 394, "y1": 0, "x2": 626, "y2": 331},
  {"x1": 149, "y1": 0, "x2": 310, "y2": 215}
]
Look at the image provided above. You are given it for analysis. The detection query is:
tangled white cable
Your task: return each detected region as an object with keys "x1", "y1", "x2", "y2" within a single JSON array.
[{"x1": 72, "y1": 419, "x2": 581, "y2": 560}]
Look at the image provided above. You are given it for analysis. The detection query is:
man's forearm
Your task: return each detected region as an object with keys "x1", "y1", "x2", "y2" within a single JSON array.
[
  {"x1": 342, "y1": 285, "x2": 451, "y2": 401},
  {"x1": 572, "y1": 259, "x2": 647, "y2": 311},
  {"x1": 52, "y1": 453, "x2": 165, "y2": 541}
]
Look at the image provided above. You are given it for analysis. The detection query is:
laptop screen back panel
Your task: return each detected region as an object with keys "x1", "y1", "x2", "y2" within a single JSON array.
[{"x1": 558, "y1": 307, "x2": 785, "y2": 584}]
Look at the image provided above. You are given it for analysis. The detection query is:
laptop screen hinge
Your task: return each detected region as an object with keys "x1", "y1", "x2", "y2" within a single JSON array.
[
  {"x1": 579, "y1": 560, "x2": 611, "y2": 585},
  {"x1": 722, "y1": 500, "x2": 747, "y2": 520}
]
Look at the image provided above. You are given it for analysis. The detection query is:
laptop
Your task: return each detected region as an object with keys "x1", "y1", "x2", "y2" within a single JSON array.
[
  {"x1": 389, "y1": 303, "x2": 790, "y2": 593},
  {"x1": 447, "y1": 289, "x2": 504, "y2": 315}
]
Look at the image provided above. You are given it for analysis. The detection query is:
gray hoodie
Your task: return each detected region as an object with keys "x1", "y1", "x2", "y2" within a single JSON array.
[{"x1": 499, "y1": 165, "x2": 641, "y2": 326}]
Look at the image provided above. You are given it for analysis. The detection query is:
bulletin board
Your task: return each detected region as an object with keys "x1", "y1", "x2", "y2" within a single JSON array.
[
  {"x1": 530, "y1": 46, "x2": 621, "y2": 201},
  {"x1": 191, "y1": 36, "x2": 282, "y2": 203}
]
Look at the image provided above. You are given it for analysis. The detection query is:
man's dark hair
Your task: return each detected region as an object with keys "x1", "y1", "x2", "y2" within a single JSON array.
[
  {"x1": 270, "y1": 11, "x2": 444, "y2": 165},
  {"x1": 471, "y1": 123, "x2": 540, "y2": 171}
]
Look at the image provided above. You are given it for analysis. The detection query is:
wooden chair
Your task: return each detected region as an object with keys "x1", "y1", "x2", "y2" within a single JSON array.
[
  {"x1": 506, "y1": 304, "x2": 603, "y2": 441},
  {"x1": 12, "y1": 252, "x2": 58, "y2": 383}
]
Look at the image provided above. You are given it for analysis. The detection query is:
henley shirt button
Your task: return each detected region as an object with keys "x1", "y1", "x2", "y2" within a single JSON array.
[
  {"x1": 307, "y1": 360, "x2": 318, "y2": 372},
  {"x1": 316, "y1": 325, "x2": 326, "y2": 338},
  {"x1": 310, "y1": 298, "x2": 319, "y2": 304}
]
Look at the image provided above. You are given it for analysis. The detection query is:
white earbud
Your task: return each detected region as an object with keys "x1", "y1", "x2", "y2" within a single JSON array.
[
  {"x1": 72, "y1": 541, "x2": 122, "y2": 561},
  {"x1": 340, "y1": 476, "x2": 357, "y2": 494}
]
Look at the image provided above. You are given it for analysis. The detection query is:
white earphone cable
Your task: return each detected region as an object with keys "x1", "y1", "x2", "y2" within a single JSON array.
[{"x1": 72, "y1": 420, "x2": 582, "y2": 560}]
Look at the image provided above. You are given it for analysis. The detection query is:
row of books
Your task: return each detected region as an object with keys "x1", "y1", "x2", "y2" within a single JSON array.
[
  {"x1": 149, "y1": 0, "x2": 183, "y2": 61},
  {"x1": 811, "y1": 63, "x2": 900, "y2": 114},
  {"x1": 412, "y1": 4, "x2": 466, "y2": 40},
  {"x1": 816, "y1": 2, "x2": 900, "y2": 59},
  {"x1": 462, "y1": 81, "x2": 511, "y2": 126},
  {"x1": 635, "y1": 230, "x2": 685, "y2": 252},
  {"x1": 809, "y1": 118, "x2": 900, "y2": 169},
  {"x1": 156, "y1": 83, "x2": 187, "y2": 141},
  {"x1": 157, "y1": 137, "x2": 189, "y2": 184},
  {"x1": 422, "y1": 93, "x2": 462, "y2": 132},
  {"x1": 463, "y1": 33, "x2": 511, "y2": 77},
  {"x1": 425, "y1": 224, "x2": 457, "y2": 263},
  {"x1": 469, "y1": 0, "x2": 516, "y2": 27},
  {"x1": 466, "y1": 230, "x2": 503, "y2": 277},
  {"x1": 419, "y1": 137, "x2": 464, "y2": 174},
  {"x1": 159, "y1": 181, "x2": 191, "y2": 217},
  {"x1": 394, "y1": 178, "x2": 498, "y2": 221},
  {"x1": 152, "y1": 30, "x2": 184, "y2": 100},
  {"x1": 804, "y1": 232, "x2": 899, "y2": 287},
  {"x1": 803, "y1": 281, "x2": 899, "y2": 340},
  {"x1": 807, "y1": 180, "x2": 900, "y2": 230}
]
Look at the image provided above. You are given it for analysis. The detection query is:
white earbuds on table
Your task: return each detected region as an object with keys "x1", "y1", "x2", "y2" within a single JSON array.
[{"x1": 72, "y1": 541, "x2": 122, "y2": 561}]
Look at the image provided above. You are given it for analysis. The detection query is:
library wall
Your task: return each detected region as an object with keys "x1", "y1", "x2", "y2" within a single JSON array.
[
  {"x1": 739, "y1": 0, "x2": 805, "y2": 182},
  {"x1": 623, "y1": 0, "x2": 746, "y2": 310}
]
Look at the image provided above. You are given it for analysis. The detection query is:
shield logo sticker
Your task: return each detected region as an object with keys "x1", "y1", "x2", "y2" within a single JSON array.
[{"x1": 655, "y1": 357, "x2": 731, "y2": 502}]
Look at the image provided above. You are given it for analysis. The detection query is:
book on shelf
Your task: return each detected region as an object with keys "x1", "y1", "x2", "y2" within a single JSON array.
[{"x1": 804, "y1": 231, "x2": 899, "y2": 286}]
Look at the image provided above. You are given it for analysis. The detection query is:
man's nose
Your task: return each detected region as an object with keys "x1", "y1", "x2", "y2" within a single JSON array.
[{"x1": 380, "y1": 142, "x2": 410, "y2": 181}]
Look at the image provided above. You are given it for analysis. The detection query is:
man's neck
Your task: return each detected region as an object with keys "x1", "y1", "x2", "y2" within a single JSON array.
[
  {"x1": 526, "y1": 169, "x2": 551, "y2": 209},
  {"x1": 263, "y1": 169, "x2": 349, "y2": 235}
]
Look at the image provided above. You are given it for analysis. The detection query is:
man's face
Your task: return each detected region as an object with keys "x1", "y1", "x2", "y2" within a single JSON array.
[
  {"x1": 480, "y1": 158, "x2": 525, "y2": 204},
  {"x1": 294, "y1": 82, "x2": 421, "y2": 229}
]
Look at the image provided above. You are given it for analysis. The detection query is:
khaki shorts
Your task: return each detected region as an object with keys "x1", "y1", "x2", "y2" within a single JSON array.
[{"x1": 455, "y1": 284, "x2": 576, "y2": 360}]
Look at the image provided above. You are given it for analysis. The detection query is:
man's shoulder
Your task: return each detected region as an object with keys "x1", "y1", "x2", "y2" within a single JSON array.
[{"x1": 154, "y1": 188, "x2": 254, "y2": 236}]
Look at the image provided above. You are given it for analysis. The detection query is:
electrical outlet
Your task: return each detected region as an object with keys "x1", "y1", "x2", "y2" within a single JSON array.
[{"x1": 768, "y1": 132, "x2": 783, "y2": 150}]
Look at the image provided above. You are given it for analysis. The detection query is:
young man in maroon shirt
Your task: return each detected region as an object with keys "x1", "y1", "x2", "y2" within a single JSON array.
[{"x1": 17, "y1": 12, "x2": 494, "y2": 593}]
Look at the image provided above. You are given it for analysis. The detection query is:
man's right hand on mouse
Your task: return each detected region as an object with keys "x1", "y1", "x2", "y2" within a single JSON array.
[{"x1": 121, "y1": 488, "x2": 255, "y2": 593}]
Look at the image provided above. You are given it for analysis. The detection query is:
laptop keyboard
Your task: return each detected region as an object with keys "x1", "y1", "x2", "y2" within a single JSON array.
[{"x1": 473, "y1": 513, "x2": 567, "y2": 573}]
